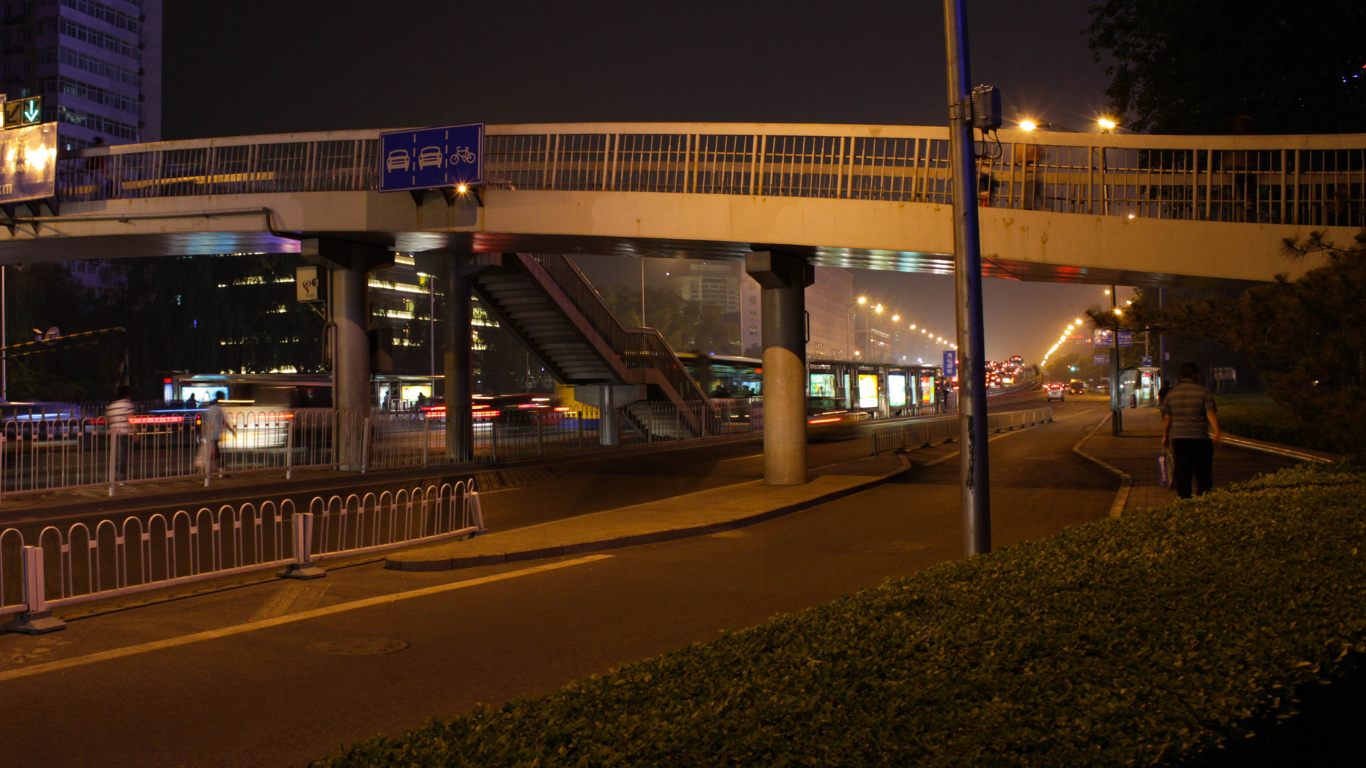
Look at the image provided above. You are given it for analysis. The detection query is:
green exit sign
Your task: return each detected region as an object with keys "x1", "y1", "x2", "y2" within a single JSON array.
[{"x1": 3, "y1": 96, "x2": 42, "y2": 130}]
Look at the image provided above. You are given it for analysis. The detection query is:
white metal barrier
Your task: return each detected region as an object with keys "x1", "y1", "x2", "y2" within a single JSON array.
[
  {"x1": 870, "y1": 407, "x2": 1053, "y2": 454},
  {"x1": 0, "y1": 480, "x2": 483, "y2": 634}
]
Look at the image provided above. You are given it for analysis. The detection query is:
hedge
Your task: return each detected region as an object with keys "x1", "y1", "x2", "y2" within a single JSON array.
[
  {"x1": 1216, "y1": 401, "x2": 1336, "y2": 455},
  {"x1": 306, "y1": 463, "x2": 1366, "y2": 767}
]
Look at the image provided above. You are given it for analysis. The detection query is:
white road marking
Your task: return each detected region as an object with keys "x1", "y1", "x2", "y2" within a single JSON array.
[{"x1": 0, "y1": 554, "x2": 614, "y2": 684}]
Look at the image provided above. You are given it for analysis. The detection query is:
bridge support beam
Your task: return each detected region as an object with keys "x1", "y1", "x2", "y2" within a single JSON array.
[
  {"x1": 746, "y1": 251, "x2": 814, "y2": 486},
  {"x1": 303, "y1": 239, "x2": 394, "y2": 471},
  {"x1": 444, "y1": 259, "x2": 474, "y2": 463}
]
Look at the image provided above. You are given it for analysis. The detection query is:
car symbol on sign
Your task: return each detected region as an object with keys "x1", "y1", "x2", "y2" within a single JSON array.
[
  {"x1": 418, "y1": 146, "x2": 445, "y2": 169},
  {"x1": 386, "y1": 150, "x2": 410, "y2": 172}
]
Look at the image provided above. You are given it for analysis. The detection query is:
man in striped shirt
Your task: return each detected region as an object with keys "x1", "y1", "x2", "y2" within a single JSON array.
[
  {"x1": 105, "y1": 386, "x2": 137, "y2": 482},
  {"x1": 1160, "y1": 362, "x2": 1221, "y2": 499}
]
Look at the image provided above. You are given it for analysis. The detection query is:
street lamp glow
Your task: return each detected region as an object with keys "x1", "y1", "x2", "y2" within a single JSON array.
[
  {"x1": 456, "y1": 183, "x2": 468, "y2": 194},
  {"x1": 910, "y1": 324, "x2": 916, "y2": 329},
  {"x1": 1104, "y1": 289, "x2": 1111, "y2": 295},
  {"x1": 1098, "y1": 117, "x2": 1118, "y2": 131},
  {"x1": 1019, "y1": 119, "x2": 1038, "y2": 131},
  {"x1": 1075, "y1": 318, "x2": 1084, "y2": 324},
  {"x1": 892, "y1": 314, "x2": 900, "y2": 322},
  {"x1": 1113, "y1": 308, "x2": 1124, "y2": 315},
  {"x1": 857, "y1": 296, "x2": 867, "y2": 305},
  {"x1": 875, "y1": 304, "x2": 883, "y2": 313}
]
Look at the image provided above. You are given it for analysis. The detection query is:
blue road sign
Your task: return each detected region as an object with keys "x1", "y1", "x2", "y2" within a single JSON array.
[
  {"x1": 379, "y1": 123, "x2": 484, "y2": 193},
  {"x1": 1116, "y1": 330, "x2": 1134, "y2": 347},
  {"x1": 943, "y1": 350, "x2": 957, "y2": 378},
  {"x1": 1094, "y1": 354, "x2": 1110, "y2": 365},
  {"x1": 1093, "y1": 328, "x2": 1112, "y2": 347},
  {"x1": 1141, "y1": 355, "x2": 1153, "y2": 367}
]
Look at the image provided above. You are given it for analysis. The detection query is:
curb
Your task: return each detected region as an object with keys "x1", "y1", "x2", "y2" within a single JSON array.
[
  {"x1": 1221, "y1": 434, "x2": 1338, "y2": 464},
  {"x1": 1071, "y1": 413, "x2": 1132, "y2": 518},
  {"x1": 386, "y1": 466, "x2": 910, "y2": 572}
]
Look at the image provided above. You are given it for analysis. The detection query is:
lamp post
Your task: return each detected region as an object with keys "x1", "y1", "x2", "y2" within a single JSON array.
[{"x1": 943, "y1": 0, "x2": 992, "y2": 556}]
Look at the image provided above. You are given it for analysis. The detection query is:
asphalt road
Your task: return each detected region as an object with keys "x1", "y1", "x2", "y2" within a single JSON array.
[{"x1": 0, "y1": 396, "x2": 1126, "y2": 768}]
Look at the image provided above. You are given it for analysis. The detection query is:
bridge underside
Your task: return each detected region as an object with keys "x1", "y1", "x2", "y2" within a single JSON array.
[{"x1": 0, "y1": 190, "x2": 1344, "y2": 288}]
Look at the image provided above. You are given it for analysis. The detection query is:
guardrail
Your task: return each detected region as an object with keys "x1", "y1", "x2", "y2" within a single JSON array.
[
  {"x1": 55, "y1": 125, "x2": 1366, "y2": 229},
  {"x1": 0, "y1": 399, "x2": 764, "y2": 502},
  {"x1": 870, "y1": 407, "x2": 1053, "y2": 454},
  {"x1": 0, "y1": 480, "x2": 483, "y2": 634}
]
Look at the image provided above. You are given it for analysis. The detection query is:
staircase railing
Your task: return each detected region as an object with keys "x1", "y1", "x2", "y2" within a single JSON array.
[{"x1": 523, "y1": 254, "x2": 710, "y2": 406}]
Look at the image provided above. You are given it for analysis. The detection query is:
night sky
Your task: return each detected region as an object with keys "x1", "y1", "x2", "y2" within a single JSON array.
[{"x1": 166, "y1": 0, "x2": 1122, "y2": 362}]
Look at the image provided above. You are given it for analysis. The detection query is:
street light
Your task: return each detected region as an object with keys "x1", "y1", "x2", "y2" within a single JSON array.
[
  {"x1": 892, "y1": 314, "x2": 900, "y2": 322},
  {"x1": 1019, "y1": 119, "x2": 1038, "y2": 131},
  {"x1": 1098, "y1": 117, "x2": 1118, "y2": 132},
  {"x1": 875, "y1": 304, "x2": 883, "y2": 313},
  {"x1": 857, "y1": 296, "x2": 867, "y2": 305}
]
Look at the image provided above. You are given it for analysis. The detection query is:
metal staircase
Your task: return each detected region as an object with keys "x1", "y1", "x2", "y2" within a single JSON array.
[{"x1": 468, "y1": 253, "x2": 711, "y2": 436}]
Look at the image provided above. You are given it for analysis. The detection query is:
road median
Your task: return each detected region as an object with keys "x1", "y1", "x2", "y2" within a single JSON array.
[{"x1": 386, "y1": 465, "x2": 908, "y2": 572}]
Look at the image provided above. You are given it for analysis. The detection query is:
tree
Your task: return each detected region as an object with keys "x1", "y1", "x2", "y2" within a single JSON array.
[
  {"x1": 1086, "y1": 0, "x2": 1366, "y2": 134},
  {"x1": 1113, "y1": 230, "x2": 1366, "y2": 454},
  {"x1": 3, "y1": 262, "x2": 118, "y2": 401},
  {"x1": 597, "y1": 284, "x2": 739, "y2": 355}
]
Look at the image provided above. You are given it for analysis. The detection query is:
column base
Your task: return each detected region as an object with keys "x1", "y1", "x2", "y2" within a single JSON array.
[{"x1": 3, "y1": 610, "x2": 66, "y2": 635}]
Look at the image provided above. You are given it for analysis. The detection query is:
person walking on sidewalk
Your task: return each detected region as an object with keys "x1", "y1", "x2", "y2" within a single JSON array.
[
  {"x1": 1160, "y1": 363, "x2": 1221, "y2": 499},
  {"x1": 105, "y1": 386, "x2": 137, "y2": 482}
]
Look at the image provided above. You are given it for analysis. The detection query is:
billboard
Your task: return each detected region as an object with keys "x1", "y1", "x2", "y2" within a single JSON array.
[{"x1": 0, "y1": 122, "x2": 56, "y2": 204}]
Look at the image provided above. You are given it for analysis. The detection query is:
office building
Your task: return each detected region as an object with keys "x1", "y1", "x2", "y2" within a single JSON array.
[
  {"x1": 674, "y1": 261, "x2": 740, "y2": 314},
  {"x1": 4, "y1": 0, "x2": 162, "y2": 151}
]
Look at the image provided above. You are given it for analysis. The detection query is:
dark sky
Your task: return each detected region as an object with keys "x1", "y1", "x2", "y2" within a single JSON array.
[{"x1": 165, "y1": 0, "x2": 1120, "y2": 361}]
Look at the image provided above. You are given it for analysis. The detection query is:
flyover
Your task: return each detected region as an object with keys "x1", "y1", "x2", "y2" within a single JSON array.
[
  {"x1": 1, "y1": 122, "x2": 1360, "y2": 484},
  {"x1": 0, "y1": 122, "x2": 1360, "y2": 286}
]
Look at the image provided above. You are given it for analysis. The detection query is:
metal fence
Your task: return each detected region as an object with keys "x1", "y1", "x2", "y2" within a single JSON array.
[
  {"x1": 0, "y1": 480, "x2": 483, "y2": 632},
  {"x1": 0, "y1": 398, "x2": 764, "y2": 501},
  {"x1": 55, "y1": 125, "x2": 1366, "y2": 229},
  {"x1": 870, "y1": 407, "x2": 1053, "y2": 454}
]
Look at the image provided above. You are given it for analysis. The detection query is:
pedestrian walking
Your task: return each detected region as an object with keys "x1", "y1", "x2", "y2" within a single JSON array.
[
  {"x1": 1160, "y1": 363, "x2": 1221, "y2": 499},
  {"x1": 202, "y1": 394, "x2": 237, "y2": 477},
  {"x1": 105, "y1": 386, "x2": 136, "y2": 482},
  {"x1": 1157, "y1": 378, "x2": 1172, "y2": 407}
]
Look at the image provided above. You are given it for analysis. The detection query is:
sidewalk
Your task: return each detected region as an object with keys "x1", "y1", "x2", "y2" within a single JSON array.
[
  {"x1": 1077, "y1": 407, "x2": 1303, "y2": 512},
  {"x1": 388, "y1": 454, "x2": 909, "y2": 571}
]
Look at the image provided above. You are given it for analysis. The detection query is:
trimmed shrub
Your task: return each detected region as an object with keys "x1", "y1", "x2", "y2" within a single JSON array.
[
  {"x1": 1217, "y1": 403, "x2": 1334, "y2": 453},
  {"x1": 307, "y1": 464, "x2": 1366, "y2": 767}
]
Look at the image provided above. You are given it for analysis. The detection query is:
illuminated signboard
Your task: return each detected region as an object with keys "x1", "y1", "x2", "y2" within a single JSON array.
[
  {"x1": 857, "y1": 374, "x2": 879, "y2": 409},
  {"x1": 809, "y1": 372, "x2": 836, "y2": 397},
  {"x1": 2, "y1": 96, "x2": 42, "y2": 130},
  {"x1": 887, "y1": 374, "x2": 907, "y2": 407},
  {"x1": 0, "y1": 122, "x2": 57, "y2": 204},
  {"x1": 920, "y1": 372, "x2": 936, "y2": 404}
]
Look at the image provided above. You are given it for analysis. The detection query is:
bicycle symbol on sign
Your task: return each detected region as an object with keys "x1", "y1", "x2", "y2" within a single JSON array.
[{"x1": 450, "y1": 146, "x2": 477, "y2": 164}]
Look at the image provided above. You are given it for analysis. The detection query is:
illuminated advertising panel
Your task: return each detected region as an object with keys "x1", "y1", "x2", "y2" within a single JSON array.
[
  {"x1": 809, "y1": 372, "x2": 836, "y2": 397},
  {"x1": 920, "y1": 372, "x2": 936, "y2": 404},
  {"x1": 887, "y1": 374, "x2": 907, "y2": 407},
  {"x1": 0, "y1": 122, "x2": 56, "y2": 204},
  {"x1": 857, "y1": 374, "x2": 879, "y2": 409}
]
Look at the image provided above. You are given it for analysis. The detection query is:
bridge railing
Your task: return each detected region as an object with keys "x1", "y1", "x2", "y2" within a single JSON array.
[{"x1": 54, "y1": 125, "x2": 1365, "y2": 229}]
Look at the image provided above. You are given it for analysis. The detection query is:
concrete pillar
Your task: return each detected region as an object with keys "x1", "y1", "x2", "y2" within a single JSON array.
[
  {"x1": 746, "y1": 251, "x2": 814, "y2": 486},
  {"x1": 444, "y1": 260, "x2": 474, "y2": 462},
  {"x1": 302, "y1": 238, "x2": 394, "y2": 472},
  {"x1": 333, "y1": 264, "x2": 370, "y2": 470},
  {"x1": 572, "y1": 384, "x2": 645, "y2": 447}
]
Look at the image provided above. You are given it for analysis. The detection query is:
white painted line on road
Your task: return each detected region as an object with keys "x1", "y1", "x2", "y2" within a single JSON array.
[
  {"x1": 1071, "y1": 414, "x2": 1132, "y2": 518},
  {"x1": 0, "y1": 554, "x2": 614, "y2": 684}
]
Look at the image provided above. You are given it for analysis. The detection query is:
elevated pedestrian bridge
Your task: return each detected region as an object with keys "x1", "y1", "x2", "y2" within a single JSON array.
[{"x1": 2, "y1": 122, "x2": 1363, "y2": 286}]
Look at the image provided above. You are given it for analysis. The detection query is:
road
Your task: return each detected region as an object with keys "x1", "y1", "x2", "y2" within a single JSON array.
[{"x1": 0, "y1": 395, "x2": 1129, "y2": 768}]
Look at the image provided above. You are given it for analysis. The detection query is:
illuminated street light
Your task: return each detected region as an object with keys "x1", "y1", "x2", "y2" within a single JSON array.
[
  {"x1": 1104, "y1": 289, "x2": 1111, "y2": 295},
  {"x1": 857, "y1": 296, "x2": 867, "y2": 305},
  {"x1": 1019, "y1": 119, "x2": 1037, "y2": 131},
  {"x1": 1098, "y1": 117, "x2": 1118, "y2": 132},
  {"x1": 910, "y1": 324, "x2": 917, "y2": 329},
  {"x1": 875, "y1": 304, "x2": 883, "y2": 313},
  {"x1": 892, "y1": 314, "x2": 900, "y2": 322}
]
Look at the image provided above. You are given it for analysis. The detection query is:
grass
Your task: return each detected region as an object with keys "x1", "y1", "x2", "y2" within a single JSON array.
[{"x1": 305, "y1": 463, "x2": 1366, "y2": 767}]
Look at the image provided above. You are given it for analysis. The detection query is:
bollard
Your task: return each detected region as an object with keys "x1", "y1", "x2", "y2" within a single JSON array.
[
  {"x1": 422, "y1": 414, "x2": 430, "y2": 468},
  {"x1": 282, "y1": 512, "x2": 326, "y2": 580},
  {"x1": 360, "y1": 416, "x2": 371, "y2": 473},
  {"x1": 2, "y1": 546, "x2": 66, "y2": 634},
  {"x1": 285, "y1": 415, "x2": 295, "y2": 480}
]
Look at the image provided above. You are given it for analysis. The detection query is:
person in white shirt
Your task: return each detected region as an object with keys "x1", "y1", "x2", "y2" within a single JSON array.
[{"x1": 202, "y1": 394, "x2": 237, "y2": 476}]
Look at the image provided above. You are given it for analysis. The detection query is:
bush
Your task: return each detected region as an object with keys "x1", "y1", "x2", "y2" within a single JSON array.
[
  {"x1": 1217, "y1": 402, "x2": 1335, "y2": 453},
  {"x1": 307, "y1": 464, "x2": 1366, "y2": 767}
]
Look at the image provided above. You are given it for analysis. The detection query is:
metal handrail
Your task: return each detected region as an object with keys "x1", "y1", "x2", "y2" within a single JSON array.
[{"x1": 52, "y1": 125, "x2": 1366, "y2": 228}]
